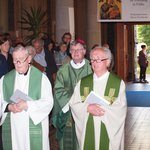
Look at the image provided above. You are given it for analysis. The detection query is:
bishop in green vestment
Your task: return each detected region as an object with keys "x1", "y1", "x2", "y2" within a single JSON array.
[
  {"x1": 52, "y1": 39, "x2": 92, "y2": 150},
  {"x1": 70, "y1": 47, "x2": 127, "y2": 150}
]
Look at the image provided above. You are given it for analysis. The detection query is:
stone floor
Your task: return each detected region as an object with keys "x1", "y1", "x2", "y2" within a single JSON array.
[{"x1": 50, "y1": 107, "x2": 150, "y2": 150}]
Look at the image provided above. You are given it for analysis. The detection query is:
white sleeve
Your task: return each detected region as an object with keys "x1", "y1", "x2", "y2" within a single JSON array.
[
  {"x1": 103, "y1": 80, "x2": 127, "y2": 149},
  {"x1": 69, "y1": 81, "x2": 89, "y2": 147}
]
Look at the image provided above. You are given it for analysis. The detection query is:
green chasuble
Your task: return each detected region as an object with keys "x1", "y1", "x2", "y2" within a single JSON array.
[
  {"x1": 52, "y1": 59, "x2": 92, "y2": 150},
  {"x1": 2, "y1": 66, "x2": 43, "y2": 150},
  {"x1": 80, "y1": 72, "x2": 121, "y2": 150}
]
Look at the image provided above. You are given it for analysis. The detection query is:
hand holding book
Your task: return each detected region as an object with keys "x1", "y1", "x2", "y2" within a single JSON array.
[
  {"x1": 86, "y1": 91, "x2": 110, "y2": 106},
  {"x1": 10, "y1": 89, "x2": 32, "y2": 103}
]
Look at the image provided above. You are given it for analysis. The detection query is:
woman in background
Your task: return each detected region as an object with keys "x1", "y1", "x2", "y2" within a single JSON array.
[
  {"x1": 0, "y1": 34, "x2": 15, "y2": 150},
  {"x1": 0, "y1": 34, "x2": 14, "y2": 73}
]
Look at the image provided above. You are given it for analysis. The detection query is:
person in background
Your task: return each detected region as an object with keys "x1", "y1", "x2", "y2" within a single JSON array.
[
  {"x1": 138, "y1": 44, "x2": 149, "y2": 83},
  {"x1": 46, "y1": 39, "x2": 56, "y2": 54},
  {"x1": 32, "y1": 38, "x2": 57, "y2": 88},
  {"x1": 32, "y1": 38, "x2": 47, "y2": 72},
  {"x1": 0, "y1": 51, "x2": 8, "y2": 78},
  {"x1": 0, "y1": 35, "x2": 14, "y2": 72},
  {"x1": 0, "y1": 45, "x2": 53, "y2": 150},
  {"x1": 54, "y1": 42, "x2": 71, "y2": 69},
  {"x1": 61, "y1": 32, "x2": 72, "y2": 57},
  {"x1": 2, "y1": 32, "x2": 14, "y2": 55},
  {"x1": 0, "y1": 35, "x2": 15, "y2": 150},
  {"x1": 52, "y1": 39, "x2": 92, "y2": 150},
  {"x1": 45, "y1": 40, "x2": 57, "y2": 89},
  {"x1": 70, "y1": 47, "x2": 127, "y2": 150}
]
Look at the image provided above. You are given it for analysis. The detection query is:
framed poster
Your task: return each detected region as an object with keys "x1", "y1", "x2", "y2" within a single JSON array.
[{"x1": 97, "y1": 0, "x2": 150, "y2": 22}]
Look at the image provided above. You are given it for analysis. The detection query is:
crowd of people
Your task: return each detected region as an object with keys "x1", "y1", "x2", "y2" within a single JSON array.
[{"x1": 0, "y1": 31, "x2": 127, "y2": 150}]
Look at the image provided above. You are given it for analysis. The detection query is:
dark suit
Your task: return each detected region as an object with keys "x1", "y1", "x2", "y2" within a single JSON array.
[
  {"x1": 138, "y1": 50, "x2": 148, "y2": 82},
  {"x1": 45, "y1": 49, "x2": 57, "y2": 88}
]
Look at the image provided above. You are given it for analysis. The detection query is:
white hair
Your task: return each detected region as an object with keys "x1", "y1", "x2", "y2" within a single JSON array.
[
  {"x1": 90, "y1": 46, "x2": 113, "y2": 69},
  {"x1": 13, "y1": 45, "x2": 29, "y2": 56}
]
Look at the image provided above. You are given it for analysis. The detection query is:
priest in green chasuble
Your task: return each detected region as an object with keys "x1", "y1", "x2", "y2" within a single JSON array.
[
  {"x1": 0, "y1": 45, "x2": 54, "y2": 150},
  {"x1": 70, "y1": 47, "x2": 127, "y2": 150},
  {"x1": 52, "y1": 39, "x2": 92, "y2": 150}
]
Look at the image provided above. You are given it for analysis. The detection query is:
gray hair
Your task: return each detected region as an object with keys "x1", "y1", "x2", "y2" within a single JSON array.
[
  {"x1": 103, "y1": 47, "x2": 114, "y2": 70},
  {"x1": 103, "y1": 47, "x2": 112, "y2": 62},
  {"x1": 32, "y1": 38, "x2": 44, "y2": 47},
  {"x1": 70, "y1": 40, "x2": 86, "y2": 50},
  {"x1": 13, "y1": 45, "x2": 29, "y2": 56}
]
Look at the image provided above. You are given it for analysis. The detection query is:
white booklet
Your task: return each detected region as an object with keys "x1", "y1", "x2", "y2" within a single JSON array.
[
  {"x1": 86, "y1": 91, "x2": 110, "y2": 106},
  {"x1": 10, "y1": 89, "x2": 32, "y2": 103}
]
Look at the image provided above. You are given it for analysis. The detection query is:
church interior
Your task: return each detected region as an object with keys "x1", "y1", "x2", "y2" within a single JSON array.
[{"x1": 0, "y1": 0, "x2": 150, "y2": 149}]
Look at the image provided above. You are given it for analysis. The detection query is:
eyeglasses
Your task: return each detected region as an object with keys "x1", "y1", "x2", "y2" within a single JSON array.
[
  {"x1": 90, "y1": 58, "x2": 108, "y2": 63},
  {"x1": 13, "y1": 56, "x2": 29, "y2": 64},
  {"x1": 71, "y1": 49, "x2": 84, "y2": 53}
]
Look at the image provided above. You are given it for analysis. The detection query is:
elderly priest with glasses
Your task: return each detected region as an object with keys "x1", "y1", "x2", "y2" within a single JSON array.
[
  {"x1": 69, "y1": 46, "x2": 127, "y2": 150},
  {"x1": 0, "y1": 45, "x2": 54, "y2": 150}
]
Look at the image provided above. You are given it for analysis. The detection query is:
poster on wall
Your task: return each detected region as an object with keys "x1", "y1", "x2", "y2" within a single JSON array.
[{"x1": 97, "y1": 0, "x2": 150, "y2": 22}]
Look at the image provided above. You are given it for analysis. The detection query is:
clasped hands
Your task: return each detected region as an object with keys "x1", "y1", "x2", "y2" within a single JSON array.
[
  {"x1": 8, "y1": 99, "x2": 28, "y2": 113},
  {"x1": 87, "y1": 104, "x2": 105, "y2": 116}
]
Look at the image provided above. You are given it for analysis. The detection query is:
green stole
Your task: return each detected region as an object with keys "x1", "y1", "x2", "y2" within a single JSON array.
[
  {"x1": 80, "y1": 72, "x2": 121, "y2": 150},
  {"x1": 2, "y1": 66, "x2": 43, "y2": 150}
]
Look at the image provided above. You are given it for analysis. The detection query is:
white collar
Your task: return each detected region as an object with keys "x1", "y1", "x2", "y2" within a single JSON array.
[
  {"x1": 70, "y1": 59, "x2": 85, "y2": 69},
  {"x1": 94, "y1": 71, "x2": 109, "y2": 80}
]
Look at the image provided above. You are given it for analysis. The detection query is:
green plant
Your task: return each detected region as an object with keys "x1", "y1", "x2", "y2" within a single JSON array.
[{"x1": 19, "y1": 7, "x2": 48, "y2": 45}]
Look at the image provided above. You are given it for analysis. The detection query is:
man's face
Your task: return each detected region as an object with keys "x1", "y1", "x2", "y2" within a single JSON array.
[
  {"x1": 13, "y1": 50, "x2": 31, "y2": 74},
  {"x1": 90, "y1": 49, "x2": 109, "y2": 74},
  {"x1": 70, "y1": 43, "x2": 86, "y2": 63},
  {"x1": 63, "y1": 35, "x2": 71, "y2": 44},
  {"x1": 33, "y1": 41, "x2": 43, "y2": 54}
]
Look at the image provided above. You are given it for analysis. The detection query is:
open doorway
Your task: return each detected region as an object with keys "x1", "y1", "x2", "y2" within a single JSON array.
[{"x1": 134, "y1": 24, "x2": 150, "y2": 83}]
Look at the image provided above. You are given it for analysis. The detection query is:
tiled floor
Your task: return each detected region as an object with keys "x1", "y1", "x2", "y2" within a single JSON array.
[{"x1": 125, "y1": 107, "x2": 150, "y2": 150}]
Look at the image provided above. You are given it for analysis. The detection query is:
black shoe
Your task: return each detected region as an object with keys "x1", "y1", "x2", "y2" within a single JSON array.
[
  {"x1": 140, "y1": 80, "x2": 144, "y2": 83},
  {"x1": 144, "y1": 80, "x2": 149, "y2": 83}
]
